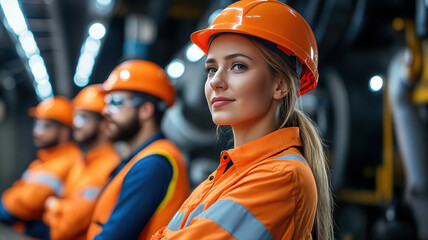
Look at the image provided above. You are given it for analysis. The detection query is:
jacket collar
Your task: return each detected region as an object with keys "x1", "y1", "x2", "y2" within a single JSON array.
[
  {"x1": 225, "y1": 127, "x2": 302, "y2": 174},
  {"x1": 85, "y1": 142, "x2": 116, "y2": 165},
  {"x1": 37, "y1": 141, "x2": 80, "y2": 162},
  {"x1": 122, "y1": 132, "x2": 165, "y2": 164}
]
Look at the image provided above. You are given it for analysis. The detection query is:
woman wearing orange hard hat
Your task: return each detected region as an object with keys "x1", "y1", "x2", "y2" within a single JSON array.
[{"x1": 152, "y1": 0, "x2": 333, "y2": 240}]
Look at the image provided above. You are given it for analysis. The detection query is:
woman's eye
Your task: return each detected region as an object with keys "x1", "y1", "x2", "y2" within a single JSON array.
[
  {"x1": 232, "y1": 64, "x2": 247, "y2": 71},
  {"x1": 205, "y1": 66, "x2": 217, "y2": 74}
]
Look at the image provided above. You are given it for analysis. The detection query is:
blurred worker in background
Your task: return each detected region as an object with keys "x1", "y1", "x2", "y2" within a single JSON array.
[
  {"x1": 152, "y1": 0, "x2": 333, "y2": 239},
  {"x1": 87, "y1": 60, "x2": 190, "y2": 240},
  {"x1": 43, "y1": 84, "x2": 120, "y2": 240},
  {"x1": 0, "y1": 96, "x2": 81, "y2": 238}
]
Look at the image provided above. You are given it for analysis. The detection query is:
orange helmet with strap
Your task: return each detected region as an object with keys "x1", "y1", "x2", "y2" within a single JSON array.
[
  {"x1": 191, "y1": 0, "x2": 318, "y2": 96},
  {"x1": 28, "y1": 96, "x2": 73, "y2": 126},
  {"x1": 73, "y1": 84, "x2": 106, "y2": 113},
  {"x1": 103, "y1": 60, "x2": 175, "y2": 107}
]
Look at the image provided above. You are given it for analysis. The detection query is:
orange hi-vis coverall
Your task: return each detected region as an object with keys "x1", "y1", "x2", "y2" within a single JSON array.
[
  {"x1": 1, "y1": 142, "x2": 82, "y2": 221},
  {"x1": 152, "y1": 127, "x2": 317, "y2": 240},
  {"x1": 87, "y1": 136, "x2": 190, "y2": 240},
  {"x1": 43, "y1": 143, "x2": 120, "y2": 240}
]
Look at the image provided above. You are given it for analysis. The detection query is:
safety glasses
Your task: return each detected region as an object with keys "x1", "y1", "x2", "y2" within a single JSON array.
[
  {"x1": 33, "y1": 120, "x2": 57, "y2": 131},
  {"x1": 104, "y1": 94, "x2": 145, "y2": 114},
  {"x1": 73, "y1": 114, "x2": 88, "y2": 128}
]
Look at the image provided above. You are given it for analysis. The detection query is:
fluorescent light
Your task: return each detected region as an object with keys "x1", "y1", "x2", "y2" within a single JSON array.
[
  {"x1": 82, "y1": 37, "x2": 101, "y2": 56},
  {"x1": 19, "y1": 30, "x2": 39, "y2": 56},
  {"x1": 0, "y1": 0, "x2": 53, "y2": 100},
  {"x1": 78, "y1": 53, "x2": 95, "y2": 70},
  {"x1": 74, "y1": 23, "x2": 108, "y2": 87},
  {"x1": 89, "y1": 23, "x2": 106, "y2": 40},
  {"x1": 96, "y1": 0, "x2": 112, "y2": 6},
  {"x1": 0, "y1": 0, "x2": 27, "y2": 35},
  {"x1": 369, "y1": 75, "x2": 383, "y2": 92},
  {"x1": 36, "y1": 81, "x2": 53, "y2": 99},
  {"x1": 28, "y1": 55, "x2": 48, "y2": 80},
  {"x1": 74, "y1": 75, "x2": 89, "y2": 87},
  {"x1": 186, "y1": 44, "x2": 205, "y2": 62},
  {"x1": 73, "y1": 37, "x2": 100, "y2": 87},
  {"x1": 166, "y1": 59, "x2": 185, "y2": 79}
]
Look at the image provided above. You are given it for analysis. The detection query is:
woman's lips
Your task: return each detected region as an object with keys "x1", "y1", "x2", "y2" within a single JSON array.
[{"x1": 211, "y1": 97, "x2": 234, "y2": 108}]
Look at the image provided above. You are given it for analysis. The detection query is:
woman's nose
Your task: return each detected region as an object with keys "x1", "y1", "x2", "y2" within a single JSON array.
[{"x1": 209, "y1": 69, "x2": 227, "y2": 90}]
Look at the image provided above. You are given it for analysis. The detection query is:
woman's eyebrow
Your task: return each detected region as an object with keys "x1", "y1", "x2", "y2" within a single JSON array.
[
  {"x1": 206, "y1": 53, "x2": 254, "y2": 64},
  {"x1": 225, "y1": 53, "x2": 254, "y2": 61}
]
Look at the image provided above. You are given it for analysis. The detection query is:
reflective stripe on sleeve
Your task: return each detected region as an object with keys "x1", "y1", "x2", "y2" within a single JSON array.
[
  {"x1": 273, "y1": 154, "x2": 308, "y2": 165},
  {"x1": 22, "y1": 170, "x2": 63, "y2": 196},
  {"x1": 81, "y1": 187, "x2": 102, "y2": 201},
  {"x1": 166, "y1": 211, "x2": 186, "y2": 231},
  {"x1": 198, "y1": 199, "x2": 273, "y2": 240},
  {"x1": 184, "y1": 203, "x2": 205, "y2": 228}
]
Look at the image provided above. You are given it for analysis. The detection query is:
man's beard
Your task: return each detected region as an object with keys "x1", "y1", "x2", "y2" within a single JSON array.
[
  {"x1": 109, "y1": 113, "x2": 141, "y2": 142},
  {"x1": 79, "y1": 128, "x2": 99, "y2": 147},
  {"x1": 36, "y1": 134, "x2": 61, "y2": 149}
]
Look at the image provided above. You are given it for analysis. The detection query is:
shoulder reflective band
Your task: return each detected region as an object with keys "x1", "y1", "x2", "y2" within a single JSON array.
[
  {"x1": 273, "y1": 154, "x2": 308, "y2": 165},
  {"x1": 166, "y1": 211, "x2": 186, "y2": 231},
  {"x1": 184, "y1": 203, "x2": 205, "y2": 228},
  {"x1": 198, "y1": 199, "x2": 273, "y2": 240},
  {"x1": 22, "y1": 170, "x2": 63, "y2": 196},
  {"x1": 81, "y1": 187, "x2": 102, "y2": 201}
]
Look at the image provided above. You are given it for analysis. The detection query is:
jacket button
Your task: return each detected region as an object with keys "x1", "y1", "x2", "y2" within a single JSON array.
[{"x1": 209, "y1": 176, "x2": 214, "y2": 181}]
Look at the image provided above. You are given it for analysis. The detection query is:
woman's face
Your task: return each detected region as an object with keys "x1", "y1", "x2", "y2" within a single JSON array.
[{"x1": 204, "y1": 34, "x2": 279, "y2": 128}]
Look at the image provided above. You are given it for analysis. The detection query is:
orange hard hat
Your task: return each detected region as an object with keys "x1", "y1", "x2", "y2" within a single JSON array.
[
  {"x1": 28, "y1": 96, "x2": 73, "y2": 126},
  {"x1": 73, "y1": 84, "x2": 106, "y2": 113},
  {"x1": 191, "y1": 0, "x2": 319, "y2": 96},
  {"x1": 103, "y1": 60, "x2": 175, "y2": 107}
]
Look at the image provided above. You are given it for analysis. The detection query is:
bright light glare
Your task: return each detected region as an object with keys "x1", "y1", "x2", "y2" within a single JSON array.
[
  {"x1": 78, "y1": 53, "x2": 95, "y2": 69},
  {"x1": 73, "y1": 35, "x2": 102, "y2": 87},
  {"x1": 29, "y1": 55, "x2": 48, "y2": 80},
  {"x1": 166, "y1": 60, "x2": 185, "y2": 79},
  {"x1": 120, "y1": 70, "x2": 130, "y2": 80},
  {"x1": 1, "y1": 0, "x2": 53, "y2": 101},
  {"x1": 74, "y1": 75, "x2": 89, "y2": 87},
  {"x1": 96, "y1": 0, "x2": 112, "y2": 6},
  {"x1": 369, "y1": 75, "x2": 383, "y2": 92},
  {"x1": 19, "y1": 30, "x2": 39, "y2": 56},
  {"x1": 186, "y1": 44, "x2": 205, "y2": 62},
  {"x1": 82, "y1": 38, "x2": 101, "y2": 56},
  {"x1": 0, "y1": 0, "x2": 28, "y2": 35},
  {"x1": 88, "y1": 23, "x2": 106, "y2": 40},
  {"x1": 36, "y1": 81, "x2": 53, "y2": 99}
]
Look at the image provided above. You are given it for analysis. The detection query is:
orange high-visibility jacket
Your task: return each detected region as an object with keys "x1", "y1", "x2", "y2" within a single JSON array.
[
  {"x1": 151, "y1": 127, "x2": 317, "y2": 240},
  {"x1": 87, "y1": 138, "x2": 190, "y2": 240},
  {"x1": 43, "y1": 143, "x2": 120, "y2": 240},
  {"x1": 1, "y1": 142, "x2": 82, "y2": 220}
]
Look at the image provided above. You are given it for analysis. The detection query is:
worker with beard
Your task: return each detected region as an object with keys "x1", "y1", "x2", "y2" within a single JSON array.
[
  {"x1": 43, "y1": 84, "x2": 120, "y2": 240},
  {"x1": 0, "y1": 96, "x2": 82, "y2": 239},
  {"x1": 87, "y1": 60, "x2": 190, "y2": 240}
]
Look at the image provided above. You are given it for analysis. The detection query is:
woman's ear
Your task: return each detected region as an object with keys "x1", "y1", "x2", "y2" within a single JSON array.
[{"x1": 273, "y1": 76, "x2": 289, "y2": 100}]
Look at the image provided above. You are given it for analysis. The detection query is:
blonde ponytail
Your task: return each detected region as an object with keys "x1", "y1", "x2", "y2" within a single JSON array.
[
  {"x1": 294, "y1": 110, "x2": 333, "y2": 240},
  {"x1": 250, "y1": 38, "x2": 334, "y2": 240}
]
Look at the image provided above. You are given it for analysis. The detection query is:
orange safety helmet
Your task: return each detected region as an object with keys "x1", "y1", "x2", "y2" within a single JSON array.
[
  {"x1": 191, "y1": 0, "x2": 318, "y2": 96},
  {"x1": 28, "y1": 96, "x2": 73, "y2": 126},
  {"x1": 103, "y1": 60, "x2": 175, "y2": 107},
  {"x1": 73, "y1": 84, "x2": 106, "y2": 113}
]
